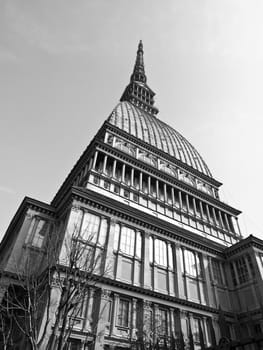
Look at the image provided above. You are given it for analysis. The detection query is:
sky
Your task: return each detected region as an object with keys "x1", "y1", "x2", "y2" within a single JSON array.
[{"x1": 1, "y1": 0, "x2": 263, "y2": 241}]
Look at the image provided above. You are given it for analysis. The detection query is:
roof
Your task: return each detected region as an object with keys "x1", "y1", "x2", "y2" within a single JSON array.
[{"x1": 108, "y1": 100, "x2": 212, "y2": 178}]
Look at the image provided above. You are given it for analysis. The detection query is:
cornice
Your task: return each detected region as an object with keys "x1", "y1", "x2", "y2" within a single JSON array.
[{"x1": 224, "y1": 234, "x2": 263, "y2": 258}]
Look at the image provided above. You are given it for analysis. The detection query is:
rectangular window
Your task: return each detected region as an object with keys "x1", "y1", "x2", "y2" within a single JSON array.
[
  {"x1": 26, "y1": 217, "x2": 47, "y2": 248},
  {"x1": 184, "y1": 249, "x2": 197, "y2": 277},
  {"x1": 104, "y1": 181, "x2": 110, "y2": 190},
  {"x1": 155, "y1": 239, "x2": 167, "y2": 266},
  {"x1": 120, "y1": 227, "x2": 135, "y2": 256},
  {"x1": 81, "y1": 213, "x2": 100, "y2": 242},
  {"x1": 211, "y1": 259, "x2": 223, "y2": 285},
  {"x1": 235, "y1": 256, "x2": 249, "y2": 284},
  {"x1": 117, "y1": 299, "x2": 129, "y2": 327},
  {"x1": 93, "y1": 175, "x2": 100, "y2": 185},
  {"x1": 114, "y1": 185, "x2": 120, "y2": 194},
  {"x1": 159, "y1": 309, "x2": 168, "y2": 335}
]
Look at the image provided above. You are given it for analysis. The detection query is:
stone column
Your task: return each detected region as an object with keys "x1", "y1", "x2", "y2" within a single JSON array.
[
  {"x1": 84, "y1": 288, "x2": 95, "y2": 331},
  {"x1": 112, "y1": 160, "x2": 117, "y2": 178},
  {"x1": 111, "y1": 293, "x2": 119, "y2": 336},
  {"x1": 105, "y1": 219, "x2": 117, "y2": 278},
  {"x1": 164, "y1": 183, "x2": 167, "y2": 202},
  {"x1": 169, "y1": 308, "x2": 175, "y2": 338},
  {"x1": 141, "y1": 300, "x2": 152, "y2": 344},
  {"x1": 175, "y1": 244, "x2": 185, "y2": 298},
  {"x1": 131, "y1": 168, "x2": 134, "y2": 187},
  {"x1": 92, "y1": 151, "x2": 98, "y2": 169},
  {"x1": 103, "y1": 155, "x2": 108, "y2": 174},
  {"x1": 203, "y1": 254, "x2": 215, "y2": 307},
  {"x1": 143, "y1": 232, "x2": 151, "y2": 289},
  {"x1": 121, "y1": 163, "x2": 126, "y2": 183},
  {"x1": 139, "y1": 172, "x2": 143, "y2": 191},
  {"x1": 94, "y1": 289, "x2": 111, "y2": 350},
  {"x1": 156, "y1": 179, "x2": 159, "y2": 199},
  {"x1": 131, "y1": 298, "x2": 138, "y2": 341}
]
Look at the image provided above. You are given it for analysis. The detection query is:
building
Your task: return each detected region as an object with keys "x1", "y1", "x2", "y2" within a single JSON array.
[{"x1": 1, "y1": 41, "x2": 263, "y2": 350}]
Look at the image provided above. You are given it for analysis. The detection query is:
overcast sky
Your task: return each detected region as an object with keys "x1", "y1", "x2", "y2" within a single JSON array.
[{"x1": 1, "y1": 0, "x2": 263, "y2": 241}]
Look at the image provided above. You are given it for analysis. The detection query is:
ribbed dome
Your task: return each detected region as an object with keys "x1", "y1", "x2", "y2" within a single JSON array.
[{"x1": 108, "y1": 101, "x2": 212, "y2": 178}]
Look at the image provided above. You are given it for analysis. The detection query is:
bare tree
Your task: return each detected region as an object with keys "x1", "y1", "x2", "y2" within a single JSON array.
[
  {"x1": 0, "y1": 215, "x2": 109, "y2": 350},
  {"x1": 49, "y1": 223, "x2": 107, "y2": 350}
]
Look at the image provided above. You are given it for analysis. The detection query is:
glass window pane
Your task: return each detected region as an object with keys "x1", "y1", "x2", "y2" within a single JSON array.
[
  {"x1": 120, "y1": 227, "x2": 135, "y2": 256},
  {"x1": 31, "y1": 219, "x2": 46, "y2": 248},
  {"x1": 117, "y1": 299, "x2": 129, "y2": 327},
  {"x1": 81, "y1": 213, "x2": 100, "y2": 242}
]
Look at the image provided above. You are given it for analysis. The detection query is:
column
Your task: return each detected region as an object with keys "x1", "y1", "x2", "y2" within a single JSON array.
[
  {"x1": 111, "y1": 293, "x2": 119, "y2": 336},
  {"x1": 142, "y1": 300, "x2": 152, "y2": 344},
  {"x1": 203, "y1": 316, "x2": 209, "y2": 346},
  {"x1": 102, "y1": 155, "x2": 108, "y2": 174},
  {"x1": 156, "y1": 179, "x2": 159, "y2": 199},
  {"x1": 163, "y1": 183, "x2": 167, "y2": 202},
  {"x1": 193, "y1": 197, "x2": 197, "y2": 217},
  {"x1": 93, "y1": 151, "x2": 98, "y2": 169},
  {"x1": 131, "y1": 168, "x2": 134, "y2": 187},
  {"x1": 94, "y1": 289, "x2": 111, "y2": 350},
  {"x1": 84, "y1": 288, "x2": 95, "y2": 331},
  {"x1": 112, "y1": 160, "x2": 117, "y2": 178},
  {"x1": 148, "y1": 175, "x2": 151, "y2": 195},
  {"x1": 171, "y1": 187, "x2": 175, "y2": 205},
  {"x1": 203, "y1": 254, "x2": 215, "y2": 307},
  {"x1": 143, "y1": 232, "x2": 151, "y2": 289},
  {"x1": 153, "y1": 304, "x2": 159, "y2": 344},
  {"x1": 178, "y1": 191, "x2": 183, "y2": 210},
  {"x1": 105, "y1": 219, "x2": 117, "y2": 278},
  {"x1": 235, "y1": 217, "x2": 242, "y2": 236},
  {"x1": 131, "y1": 298, "x2": 137, "y2": 340},
  {"x1": 139, "y1": 172, "x2": 143, "y2": 191},
  {"x1": 122, "y1": 163, "x2": 126, "y2": 182},
  {"x1": 169, "y1": 308, "x2": 175, "y2": 338},
  {"x1": 175, "y1": 244, "x2": 185, "y2": 298},
  {"x1": 186, "y1": 194, "x2": 190, "y2": 213}
]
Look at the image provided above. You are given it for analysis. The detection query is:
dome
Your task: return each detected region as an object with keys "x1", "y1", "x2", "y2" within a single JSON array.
[{"x1": 108, "y1": 101, "x2": 212, "y2": 178}]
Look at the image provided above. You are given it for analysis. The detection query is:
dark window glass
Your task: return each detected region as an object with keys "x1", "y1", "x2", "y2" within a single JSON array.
[{"x1": 117, "y1": 299, "x2": 129, "y2": 327}]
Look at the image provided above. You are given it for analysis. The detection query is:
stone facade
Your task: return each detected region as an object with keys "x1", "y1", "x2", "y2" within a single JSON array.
[{"x1": 0, "y1": 42, "x2": 263, "y2": 350}]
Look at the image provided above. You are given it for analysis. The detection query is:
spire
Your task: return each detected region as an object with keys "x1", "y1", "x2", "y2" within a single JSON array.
[
  {"x1": 130, "y1": 40, "x2": 146, "y2": 83},
  {"x1": 120, "y1": 41, "x2": 159, "y2": 116}
]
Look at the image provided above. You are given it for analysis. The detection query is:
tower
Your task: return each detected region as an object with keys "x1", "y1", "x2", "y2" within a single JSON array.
[{"x1": 1, "y1": 42, "x2": 263, "y2": 350}]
